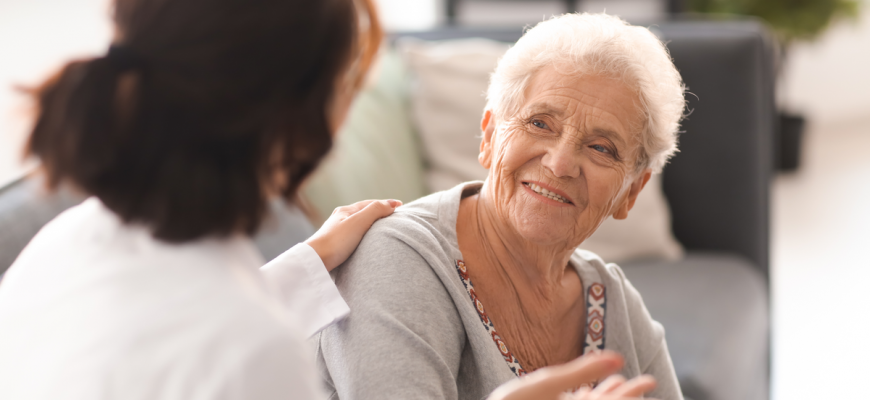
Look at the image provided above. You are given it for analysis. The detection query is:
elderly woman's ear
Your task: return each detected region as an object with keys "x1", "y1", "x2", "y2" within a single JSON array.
[
  {"x1": 612, "y1": 169, "x2": 653, "y2": 220},
  {"x1": 478, "y1": 109, "x2": 496, "y2": 169}
]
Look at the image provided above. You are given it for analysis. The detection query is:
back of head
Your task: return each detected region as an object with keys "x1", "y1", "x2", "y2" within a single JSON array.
[{"x1": 27, "y1": 0, "x2": 381, "y2": 242}]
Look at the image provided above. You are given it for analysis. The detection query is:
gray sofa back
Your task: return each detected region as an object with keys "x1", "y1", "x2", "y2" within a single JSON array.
[
  {"x1": 658, "y1": 20, "x2": 775, "y2": 277},
  {"x1": 0, "y1": 176, "x2": 84, "y2": 271}
]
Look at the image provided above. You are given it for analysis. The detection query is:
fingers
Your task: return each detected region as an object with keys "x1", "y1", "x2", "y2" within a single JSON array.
[
  {"x1": 592, "y1": 374, "x2": 626, "y2": 394},
  {"x1": 565, "y1": 387, "x2": 591, "y2": 399},
  {"x1": 489, "y1": 351, "x2": 624, "y2": 400},
  {"x1": 308, "y1": 199, "x2": 402, "y2": 272},
  {"x1": 563, "y1": 374, "x2": 654, "y2": 400},
  {"x1": 331, "y1": 199, "x2": 376, "y2": 216},
  {"x1": 487, "y1": 351, "x2": 656, "y2": 400},
  {"x1": 345, "y1": 199, "x2": 401, "y2": 224},
  {"x1": 533, "y1": 351, "x2": 624, "y2": 394},
  {"x1": 333, "y1": 199, "x2": 402, "y2": 217},
  {"x1": 606, "y1": 375, "x2": 656, "y2": 399}
]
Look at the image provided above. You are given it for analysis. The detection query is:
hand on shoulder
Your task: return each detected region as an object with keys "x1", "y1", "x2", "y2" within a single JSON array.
[{"x1": 305, "y1": 199, "x2": 402, "y2": 271}]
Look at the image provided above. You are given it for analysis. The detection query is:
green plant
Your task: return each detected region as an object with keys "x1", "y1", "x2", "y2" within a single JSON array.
[{"x1": 688, "y1": 0, "x2": 861, "y2": 44}]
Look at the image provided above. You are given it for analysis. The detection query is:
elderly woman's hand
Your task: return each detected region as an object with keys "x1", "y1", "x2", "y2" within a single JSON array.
[
  {"x1": 487, "y1": 351, "x2": 657, "y2": 400},
  {"x1": 306, "y1": 199, "x2": 402, "y2": 271}
]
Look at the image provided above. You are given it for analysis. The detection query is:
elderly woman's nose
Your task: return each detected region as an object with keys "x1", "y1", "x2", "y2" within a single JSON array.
[{"x1": 540, "y1": 142, "x2": 581, "y2": 178}]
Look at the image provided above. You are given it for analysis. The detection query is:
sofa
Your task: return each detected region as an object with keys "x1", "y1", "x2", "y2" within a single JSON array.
[{"x1": 0, "y1": 18, "x2": 773, "y2": 400}]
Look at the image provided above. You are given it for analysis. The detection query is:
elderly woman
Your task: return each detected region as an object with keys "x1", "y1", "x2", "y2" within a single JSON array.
[{"x1": 314, "y1": 13, "x2": 686, "y2": 400}]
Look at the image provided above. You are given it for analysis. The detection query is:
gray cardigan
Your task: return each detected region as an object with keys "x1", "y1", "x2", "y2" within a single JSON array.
[{"x1": 314, "y1": 182, "x2": 682, "y2": 400}]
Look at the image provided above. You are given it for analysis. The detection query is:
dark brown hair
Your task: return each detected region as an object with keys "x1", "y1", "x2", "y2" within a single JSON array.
[{"x1": 27, "y1": 0, "x2": 382, "y2": 242}]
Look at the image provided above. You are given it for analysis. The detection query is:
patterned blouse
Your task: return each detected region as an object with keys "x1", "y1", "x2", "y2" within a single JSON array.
[{"x1": 454, "y1": 259, "x2": 607, "y2": 379}]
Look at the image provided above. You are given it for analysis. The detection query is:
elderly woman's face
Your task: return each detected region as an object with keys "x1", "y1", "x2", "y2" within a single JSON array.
[{"x1": 479, "y1": 66, "x2": 651, "y2": 246}]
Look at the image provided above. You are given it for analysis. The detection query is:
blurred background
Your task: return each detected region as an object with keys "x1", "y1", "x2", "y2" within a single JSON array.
[{"x1": 1, "y1": 1, "x2": 868, "y2": 399}]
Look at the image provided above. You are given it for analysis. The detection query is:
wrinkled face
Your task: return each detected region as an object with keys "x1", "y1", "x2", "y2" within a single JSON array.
[{"x1": 479, "y1": 66, "x2": 652, "y2": 247}]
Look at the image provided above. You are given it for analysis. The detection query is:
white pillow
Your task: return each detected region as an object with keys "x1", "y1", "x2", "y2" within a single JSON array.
[
  {"x1": 399, "y1": 38, "x2": 684, "y2": 263},
  {"x1": 399, "y1": 38, "x2": 511, "y2": 192}
]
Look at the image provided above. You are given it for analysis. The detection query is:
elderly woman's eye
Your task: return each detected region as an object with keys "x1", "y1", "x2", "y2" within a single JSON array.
[
  {"x1": 531, "y1": 119, "x2": 549, "y2": 130},
  {"x1": 591, "y1": 144, "x2": 610, "y2": 154}
]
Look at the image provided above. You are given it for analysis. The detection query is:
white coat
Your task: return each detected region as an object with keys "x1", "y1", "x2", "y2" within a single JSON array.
[{"x1": 0, "y1": 197, "x2": 348, "y2": 400}]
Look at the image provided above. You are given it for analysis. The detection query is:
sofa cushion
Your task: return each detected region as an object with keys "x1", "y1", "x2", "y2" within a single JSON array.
[
  {"x1": 620, "y1": 253, "x2": 769, "y2": 400},
  {"x1": 398, "y1": 37, "x2": 510, "y2": 193},
  {"x1": 301, "y1": 50, "x2": 428, "y2": 223}
]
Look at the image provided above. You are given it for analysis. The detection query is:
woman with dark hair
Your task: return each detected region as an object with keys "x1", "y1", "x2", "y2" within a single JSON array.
[
  {"x1": 0, "y1": 0, "x2": 655, "y2": 399},
  {"x1": 0, "y1": 0, "x2": 392, "y2": 398}
]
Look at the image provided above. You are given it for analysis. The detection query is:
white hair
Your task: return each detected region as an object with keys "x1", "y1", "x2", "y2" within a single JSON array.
[{"x1": 485, "y1": 13, "x2": 686, "y2": 173}]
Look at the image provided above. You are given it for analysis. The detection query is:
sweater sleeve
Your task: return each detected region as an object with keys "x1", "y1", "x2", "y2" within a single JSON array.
[
  {"x1": 640, "y1": 334, "x2": 683, "y2": 400},
  {"x1": 315, "y1": 225, "x2": 466, "y2": 400},
  {"x1": 614, "y1": 266, "x2": 684, "y2": 400}
]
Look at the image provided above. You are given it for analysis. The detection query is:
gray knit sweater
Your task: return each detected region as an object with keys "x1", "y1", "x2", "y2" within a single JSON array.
[{"x1": 313, "y1": 182, "x2": 683, "y2": 400}]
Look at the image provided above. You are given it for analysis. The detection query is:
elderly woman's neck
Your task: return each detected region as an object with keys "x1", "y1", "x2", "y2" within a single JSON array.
[{"x1": 456, "y1": 191, "x2": 577, "y2": 289}]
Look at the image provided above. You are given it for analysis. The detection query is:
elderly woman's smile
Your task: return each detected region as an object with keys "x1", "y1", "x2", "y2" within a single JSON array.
[
  {"x1": 478, "y1": 65, "x2": 647, "y2": 247},
  {"x1": 520, "y1": 181, "x2": 573, "y2": 204}
]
